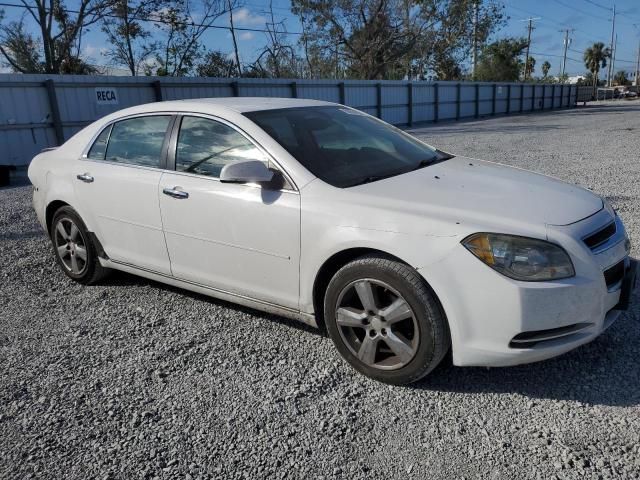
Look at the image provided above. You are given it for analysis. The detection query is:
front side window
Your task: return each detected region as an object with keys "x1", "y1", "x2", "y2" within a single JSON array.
[
  {"x1": 245, "y1": 106, "x2": 445, "y2": 188},
  {"x1": 176, "y1": 116, "x2": 268, "y2": 178},
  {"x1": 102, "y1": 115, "x2": 171, "y2": 168}
]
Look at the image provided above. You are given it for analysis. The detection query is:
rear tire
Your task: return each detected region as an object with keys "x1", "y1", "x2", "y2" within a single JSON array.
[
  {"x1": 51, "y1": 206, "x2": 109, "y2": 285},
  {"x1": 324, "y1": 254, "x2": 449, "y2": 385}
]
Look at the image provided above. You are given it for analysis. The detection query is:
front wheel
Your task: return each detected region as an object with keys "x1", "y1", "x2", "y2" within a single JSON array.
[{"x1": 324, "y1": 255, "x2": 450, "y2": 385}]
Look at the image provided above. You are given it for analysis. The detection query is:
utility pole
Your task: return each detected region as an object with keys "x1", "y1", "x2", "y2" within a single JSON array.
[
  {"x1": 404, "y1": 0, "x2": 411, "y2": 80},
  {"x1": 560, "y1": 29, "x2": 573, "y2": 81},
  {"x1": 228, "y1": 0, "x2": 242, "y2": 78},
  {"x1": 635, "y1": 40, "x2": 640, "y2": 88},
  {"x1": 607, "y1": 4, "x2": 616, "y2": 86},
  {"x1": 611, "y1": 34, "x2": 617, "y2": 86},
  {"x1": 521, "y1": 18, "x2": 539, "y2": 81},
  {"x1": 472, "y1": 1, "x2": 479, "y2": 80}
]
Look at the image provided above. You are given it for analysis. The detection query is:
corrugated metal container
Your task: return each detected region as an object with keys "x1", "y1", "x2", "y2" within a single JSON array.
[{"x1": 0, "y1": 74, "x2": 578, "y2": 166}]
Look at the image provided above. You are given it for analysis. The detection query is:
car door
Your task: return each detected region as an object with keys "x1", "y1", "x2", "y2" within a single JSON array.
[
  {"x1": 73, "y1": 114, "x2": 174, "y2": 275},
  {"x1": 158, "y1": 115, "x2": 300, "y2": 309}
]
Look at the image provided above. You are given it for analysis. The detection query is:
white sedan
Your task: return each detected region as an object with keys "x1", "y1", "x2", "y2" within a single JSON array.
[{"x1": 28, "y1": 97, "x2": 636, "y2": 384}]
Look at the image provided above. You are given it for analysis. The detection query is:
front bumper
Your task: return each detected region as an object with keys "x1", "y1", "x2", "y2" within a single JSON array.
[{"x1": 424, "y1": 210, "x2": 636, "y2": 367}]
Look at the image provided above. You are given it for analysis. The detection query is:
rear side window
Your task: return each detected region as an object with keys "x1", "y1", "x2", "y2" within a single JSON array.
[
  {"x1": 176, "y1": 116, "x2": 268, "y2": 178},
  {"x1": 87, "y1": 125, "x2": 112, "y2": 160},
  {"x1": 98, "y1": 116, "x2": 171, "y2": 168}
]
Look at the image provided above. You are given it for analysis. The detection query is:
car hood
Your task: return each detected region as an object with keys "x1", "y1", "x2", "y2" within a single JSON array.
[{"x1": 349, "y1": 156, "x2": 603, "y2": 229}]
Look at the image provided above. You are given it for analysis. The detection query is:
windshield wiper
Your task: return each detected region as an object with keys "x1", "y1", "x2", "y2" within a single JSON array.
[
  {"x1": 412, "y1": 150, "x2": 455, "y2": 171},
  {"x1": 347, "y1": 171, "x2": 405, "y2": 187},
  {"x1": 412, "y1": 158, "x2": 433, "y2": 171},
  {"x1": 346, "y1": 150, "x2": 456, "y2": 187}
]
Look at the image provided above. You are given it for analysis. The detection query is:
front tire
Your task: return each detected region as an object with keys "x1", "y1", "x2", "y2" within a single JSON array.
[
  {"x1": 324, "y1": 255, "x2": 450, "y2": 385},
  {"x1": 51, "y1": 206, "x2": 109, "y2": 285}
]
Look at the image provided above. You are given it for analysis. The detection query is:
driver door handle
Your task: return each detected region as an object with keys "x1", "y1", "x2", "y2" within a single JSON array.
[
  {"x1": 163, "y1": 187, "x2": 189, "y2": 199},
  {"x1": 76, "y1": 173, "x2": 94, "y2": 183}
]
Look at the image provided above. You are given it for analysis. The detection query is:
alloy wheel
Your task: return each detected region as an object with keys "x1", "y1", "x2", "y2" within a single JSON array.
[
  {"x1": 335, "y1": 278, "x2": 419, "y2": 370},
  {"x1": 53, "y1": 217, "x2": 88, "y2": 275}
]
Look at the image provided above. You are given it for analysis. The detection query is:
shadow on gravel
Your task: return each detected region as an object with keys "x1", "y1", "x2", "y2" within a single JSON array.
[
  {"x1": 552, "y1": 105, "x2": 640, "y2": 116},
  {"x1": 100, "y1": 271, "x2": 322, "y2": 336},
  {"x1": 95, "y1": 263, "x2": 639, "y2": 407},
  {"x1": 0, "y1": 179, "x2": 31, "y2": 190},
  {"x1": 0, "y1": 230, "x2": 45, "y2": 241}
]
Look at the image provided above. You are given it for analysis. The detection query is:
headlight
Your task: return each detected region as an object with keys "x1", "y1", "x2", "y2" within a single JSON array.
[{"x1": 462, "y1": 233, "x2": 575, "y2": 281}]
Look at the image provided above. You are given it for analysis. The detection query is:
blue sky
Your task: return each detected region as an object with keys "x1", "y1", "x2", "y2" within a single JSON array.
[
  {"x1": 1, "y1": 0, "x2": 639, "y2": 77},
  {"x1": 500, "y1": 0, "x2": 640, "y2": 77}
]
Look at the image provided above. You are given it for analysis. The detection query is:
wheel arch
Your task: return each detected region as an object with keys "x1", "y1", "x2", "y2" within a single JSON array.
[
  {"x1": 311, "y1": 247, "x2": 448, "y2": 332},
  {"x1": 45, "y1": 200, "x2": 71, "y2": 235}
]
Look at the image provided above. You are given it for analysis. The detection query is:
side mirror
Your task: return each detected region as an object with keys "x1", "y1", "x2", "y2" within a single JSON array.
[{"x1": 219, "y1": 160, "x2": 274, "y2": 184}]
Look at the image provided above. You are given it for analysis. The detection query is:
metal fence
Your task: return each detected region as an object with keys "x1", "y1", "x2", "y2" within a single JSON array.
[{"x1": 0, "y1": 74, "x2": 579, "y2": 167}]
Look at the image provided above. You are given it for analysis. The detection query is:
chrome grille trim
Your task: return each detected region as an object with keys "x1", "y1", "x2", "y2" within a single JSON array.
[{"x1": 509, "y1": 323, "x2": 594, "y2": 349}]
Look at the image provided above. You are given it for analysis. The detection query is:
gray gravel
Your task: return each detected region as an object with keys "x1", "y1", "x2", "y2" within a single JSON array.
[{"x1": 1, "y1": 101, "x2": 639, "y2": 480}]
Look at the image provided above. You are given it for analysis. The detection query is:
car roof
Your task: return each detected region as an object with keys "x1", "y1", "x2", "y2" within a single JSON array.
[{"x1": 116, "y1": 97, "x2": 337, "y2": 116}]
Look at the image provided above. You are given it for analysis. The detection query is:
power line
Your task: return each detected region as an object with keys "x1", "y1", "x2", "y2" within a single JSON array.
[
  {"x1": 530, "y1": 51, "x2": 580, "y2": 63},
  {"x1": 580, "y1": 0, "x2": 612, "y2": 12},
  {"x1": 502, "y1": 2, "x2": 609, "y2": 43},
  {"x1": 551, "y1": 0, "x2": 610, "y2": 21},
  {"x1": 0, "y1": 1, "x2": 304, "y2": 35}
]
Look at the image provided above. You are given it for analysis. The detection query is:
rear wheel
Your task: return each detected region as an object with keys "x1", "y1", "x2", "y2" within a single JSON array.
[
  {"x1": 324, "y1": 255, "x2": 449, "y2": 385},
  {"x1": 51, "y1": 206, "x2": 109, "y2": 284}
]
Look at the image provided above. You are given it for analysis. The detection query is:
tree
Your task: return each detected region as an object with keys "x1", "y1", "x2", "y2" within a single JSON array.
[
  {"x1": 196, "y1": 50, "x2": 236, "y2": 76},
  {"x1": 0, "y1": 0, "x2": 113, "y2": 73},
  {"x1": 541, "y1": 60, "x2": 550, "y2": 79},
  {"x1": 613, "y1": 70, "x2": 629, "y2": 86},
  {"x1": 296, "y1": 9, "x2": 341, "y2": 78},
  {"x1": 291, "y1": 0, "x2": 421, "y2": 80},
  {"x1": 475, "y1": 37, "x2": 527, "y2": 82},
  {"x1": 101, "y1": 0, "x2": 162, "y2": 75},
  {"x1": 426, "y1": 0, "x2": 505, "y2": 81},
  {"x1": 226, "y1": 0, "x2": 242, "y2": 77},
  {"x1": 149, "y1": 0, "x2": 233, "y2": 76},
  {"x1": 584, "y1": 42, "x2": 611, "y2": 98},
  {"x1": 0, "y1": 17, "x2": 45, "y2": 72},
  {"x1": 248, "y1": 1, "x2": 301, "y2": 78},
  {"x1": 523, "y1": 56, "x2": 535, "y2": 79},
  {"x1": 291, "y1": 0, "x2": 505, "y2": 81}
]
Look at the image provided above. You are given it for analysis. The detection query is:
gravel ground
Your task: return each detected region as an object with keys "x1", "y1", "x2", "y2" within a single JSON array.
[{"x1": 1, "y1": 101, "x2": 639, "y2": 480}]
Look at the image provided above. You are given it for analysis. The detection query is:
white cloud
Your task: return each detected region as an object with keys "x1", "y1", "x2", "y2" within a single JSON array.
[
  {"x1": 233, "y1": 7, "x2": 265, "y2": 26},
  {"x1": 82, "y1": 44, "x2": 102, "y2": 60},
  {"x1": 239, "y1": 31, "x2": 254, "y2": 41}
]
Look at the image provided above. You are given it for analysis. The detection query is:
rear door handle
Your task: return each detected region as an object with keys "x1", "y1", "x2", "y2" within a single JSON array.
[
  {"x1": 76, "y1": 173, "x2": 94, "y2": 183},
  {"x1": 163, "y1": 187, "x2": 189, "y2": 199}
]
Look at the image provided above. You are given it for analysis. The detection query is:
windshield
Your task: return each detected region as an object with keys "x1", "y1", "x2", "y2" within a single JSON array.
[{"x1": 244, "y1": 106, "x2": 445, "y2": 188}]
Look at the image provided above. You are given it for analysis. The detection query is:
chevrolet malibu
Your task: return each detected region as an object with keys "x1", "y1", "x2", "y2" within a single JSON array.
[{"x1": 28, "y1": 98, "x2": 637, "y2": 385}]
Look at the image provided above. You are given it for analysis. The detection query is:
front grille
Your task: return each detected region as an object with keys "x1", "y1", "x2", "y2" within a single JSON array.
[
  {"x1": 583, "y1": 221, "x2": 616, "y2": 250},
  {"x1": 603, "y1": 260, "x2": 625, "y2": 289}
]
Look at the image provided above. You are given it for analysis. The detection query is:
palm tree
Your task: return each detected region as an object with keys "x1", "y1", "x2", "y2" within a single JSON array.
[
  {"x1": 613, "y1": 70, "x2": 629, "y2": 86},
  {"x1": 541, "y1": 61, "x2": 551, "y2": 79},
  {"x1": 584, "y1": 42, "x2": 611, "y2": 98},
  {"x1": 523, "y1": 57, "x2": 536, "y2": 79}
]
